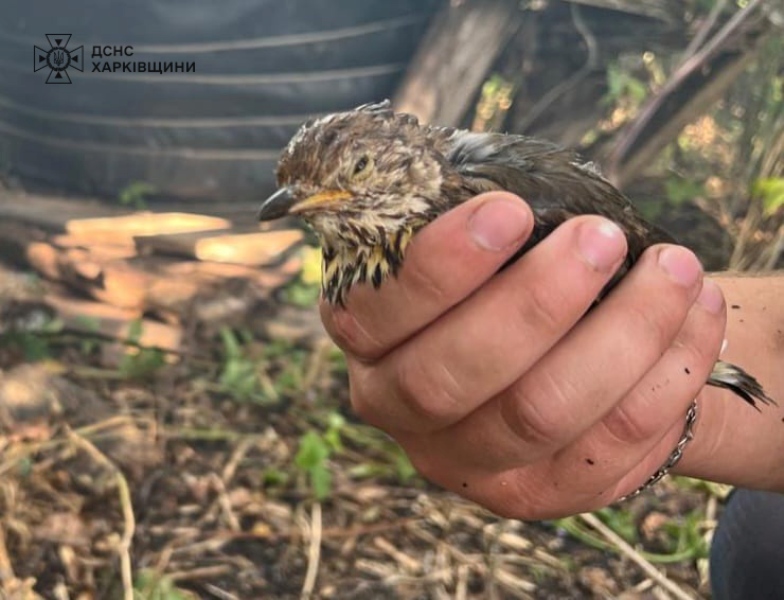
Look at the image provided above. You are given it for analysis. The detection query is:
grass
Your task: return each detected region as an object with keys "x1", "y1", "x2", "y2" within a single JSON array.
[{"x1": 0, "y1": 276, "x2": 721, "y2": 599}]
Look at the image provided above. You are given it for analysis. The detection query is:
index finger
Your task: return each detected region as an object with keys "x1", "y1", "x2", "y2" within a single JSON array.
[{"x1": 320, "y1": 192, "x2": 533, "y2": 361}]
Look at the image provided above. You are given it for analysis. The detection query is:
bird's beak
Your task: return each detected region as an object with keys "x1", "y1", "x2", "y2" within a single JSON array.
[
  {"x1": 258, "y1": 187, "x2": 353, "y2": 221},
  {"x1": 258, "y1": 186, "x2": 296, "y2": 221}
]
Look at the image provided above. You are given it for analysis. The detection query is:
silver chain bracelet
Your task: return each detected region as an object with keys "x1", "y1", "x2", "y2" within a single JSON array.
[{"x1": 616, "y1": 399, "x2": 699, "y2": 502}]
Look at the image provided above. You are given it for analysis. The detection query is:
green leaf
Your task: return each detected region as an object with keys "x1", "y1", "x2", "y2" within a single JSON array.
[
  {"x1": 665, "y1": 177, "x2": 705, "y2": 205},
  {"x1": 126, "y1": 319, "x2": 144, "y2": 344},
  {"x1": 119, "y1": 348, "x2": 165, "y2": 380},
  {"x1": 134, "y1": 569, "x2": 196, "y2": 599},
  {"x1": 753, "y1": 177, "x2": 784, "y2": 216},
  {"x1": 295, "y1": 432, "x2": 330, "y2": 471},
  {"x1": 220, "y1": 327, "x2": 241, "y2": 357},
  {"x1": 118, "y1": 181, "x2": 155, "y2": 210},
  {"x1": 19, "y1": 334, "x2": 52, "y2": 361},
  {"x1": 263, "y1": 468, "x2": 289, "y2": 487},
  {"x1": 309, "y1": 464, "x2": 332, "y2": 500}
]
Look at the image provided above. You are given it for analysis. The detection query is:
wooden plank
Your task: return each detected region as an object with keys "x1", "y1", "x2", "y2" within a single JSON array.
[
  {"x1": 66, "y1": 212, "x2": 231, "y2": 240},
  {"x1": 392, "y1": 0, "x2": 522, "y2": 126},
  {"x1": 45, "y1": 293, "x2": 182, "y2": 352},
  {"x1": 135, "y1": 229, "x2": 304, "y2": 266},
  {"x1": 26, "y1": 242, "x2": 150, "y2": 310},
  {"x1": 50, "y1": 234, "x2": 138, "y2": 261}
]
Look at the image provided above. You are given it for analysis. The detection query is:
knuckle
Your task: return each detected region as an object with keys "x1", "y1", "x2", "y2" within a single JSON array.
[
  {"x1": 501, "y1": 378, "x2": 573, "y2": 450},
  {"x1": 394, "y1": 355, "x2": 466, "y2": 432},
  {"x1": 347, "y1": 364, "x2": 384, "y2": 427},
  {"x1": 679, "y1": 336, "x2": 718, "y2": 375},
  {"x1": 623, "y1": 300, "x2": 674, "y2": 355},
  {"x1": 516, "y1": 279, "x2": 565, "y2": 336},
  {"x1": 321, "y1": 302, "x2": 385, "y2": 360},
  {"x1": 601, "y1": 400, "x2": 657, "y2": 445}
]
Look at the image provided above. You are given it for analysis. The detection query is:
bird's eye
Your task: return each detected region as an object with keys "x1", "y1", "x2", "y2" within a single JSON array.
[{"x1": 352, "y1": 155, "x2": 372, "y2": 179}]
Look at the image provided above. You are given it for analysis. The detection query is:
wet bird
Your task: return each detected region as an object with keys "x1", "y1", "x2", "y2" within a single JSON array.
[{"x1": 258, "y1": 100, "x2": 774, "y2": 410}]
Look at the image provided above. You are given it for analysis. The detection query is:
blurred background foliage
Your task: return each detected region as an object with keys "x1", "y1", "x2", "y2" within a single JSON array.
[{"x1": 458, "y1": 0, "x2": 783, "y2": 271}]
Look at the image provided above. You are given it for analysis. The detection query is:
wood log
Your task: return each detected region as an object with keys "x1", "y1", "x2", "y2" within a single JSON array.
[
  {"x1": 134, "y1": 229, "x2": 304, "y2": 266},
  {"x1": 0, "y1": 222, "x2": 47, "y2": 268},
  {"x1": 66, "y1": 212, "x2": 231, "y2": 240},
  {"x1": 26, "y1": 242, "x2": 150, "y2": 310},
  {"x1": 392, "y1": 0, "x2": 522, "y2": 127},
  {"x1": 159, "y1": 255, "x2": 303, "y2": 290},
  {"x1": 45, "y1": 293, "x2": 182, "y2": 352},
  {"x1": 25, "y1": 239, "x2": 302, "y2": 320},
  {"x1": 50, "y1": 234, "x2": 138, "y2": 261}
]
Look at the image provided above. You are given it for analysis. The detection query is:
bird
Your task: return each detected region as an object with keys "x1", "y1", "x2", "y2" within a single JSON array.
[{"x1": 258, "y1": 100, "x2": 775, "y2": 410}]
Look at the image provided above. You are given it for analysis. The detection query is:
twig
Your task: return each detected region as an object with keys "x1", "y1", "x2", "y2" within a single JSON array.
[
  {"x1": 577, "y1": 513, "x2": 694, "y2": 600},
  {"x1": 167, "y1": 565, "x2": 235, "y2": 582},
  {"x1": 0, "y1": 526, "x2": 15, "y2": 584},
  {"x1": 763, "y1": 226, "x2": 784, "y2": 270},
  {"x1": 220, "y1": 516, "x2": 418, "y2": 543},
  {"x1": 300, "y1": 502, "x2": 322, "y2": 598},
  {"x1": 373, "y1": 537, "x2": 421, "y2": 574},
  {"x1": 202, "y1": 583, "x2": 241, "y2": 600},
  {"x1": 67, "y1": 429, "x2": 136, "y2": 600},
  {"x1": 606, "y1": 0, "x2": 768, "y2": 183},
  {"x1": 221, "y1": 437, "x2": 256, "y2": 484},
  {"x1": 681, "y1": 0, "x2": 730, "y2": 62},
  {"x1": 516, "y1": 3, "x2": 599, "y2": 133}
]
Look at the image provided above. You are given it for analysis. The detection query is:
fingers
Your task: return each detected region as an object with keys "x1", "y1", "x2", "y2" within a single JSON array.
[
  {"x1": 493, "y1": 245, "x2": 705, "y2": 460},
  {"x1": 391, "y1": 244, "x2": 710, "y2": 469},
  {"x1": 321, "y1": 192, "x2": 533, "y2": 361},
  {"x1": 397, "y1": 277, "x2": 727, "y2": 520},
  {"x1": 548, "y1": 277, "x2": 728, "y2": 497},
  {"x1": 348, "y1": 215, "x2": 628, "y2": 432}
]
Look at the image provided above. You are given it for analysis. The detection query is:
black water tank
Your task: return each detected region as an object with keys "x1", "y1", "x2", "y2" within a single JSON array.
[{"x1": 0, "y1": 0, "x2": 438, "y2": 202}]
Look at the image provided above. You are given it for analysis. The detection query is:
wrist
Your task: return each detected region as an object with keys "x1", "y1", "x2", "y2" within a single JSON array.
[
  {"x1": 671, "y1": 272, "x2": 784, "y2": 490},
  {"x1": 673, "y1": 384, "x2": 784, "y2": 491}
]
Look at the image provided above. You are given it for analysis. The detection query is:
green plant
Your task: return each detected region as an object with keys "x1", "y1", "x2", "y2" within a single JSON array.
[
  {"x1": 218, "y1": 327, "x2": 270, "y2": 404},
  {"x1": 118, "y1": 320, "x2": 166, "y2": 380},
  {"x1": 133, "y1": 569, "x2": 196, "y2": 599},
  {"x1": 753, "y1": 177, "x2": 784, "y2": 217},
  {"x1": 555, "y1": 506, "x2": 708, "y2": 564},
  {"x1": 604, "y1": 62, "x2": 649, "y2": 109},
  {"x1": 294, "y1": 412, "x2": 346, "y2": 500},
  {"x1": 118, "y1": 181, "x2": 156, "y2": 210},
  {"x1": 0, "y1": 314, "x2": 63, "y2": 361},
  {"x1": 665, "y1": 176, "x2": 706, "y2": 206}
]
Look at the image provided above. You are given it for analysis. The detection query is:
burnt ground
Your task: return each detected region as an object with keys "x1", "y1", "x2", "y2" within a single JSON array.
[{"x1": 0, "y1": 291, "x2": 723, "y2": 600}]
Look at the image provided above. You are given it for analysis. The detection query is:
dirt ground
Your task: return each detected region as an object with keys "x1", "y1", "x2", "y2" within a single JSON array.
[{"x1": 0, "y1": 292, "x2": 722, "y2": 600}]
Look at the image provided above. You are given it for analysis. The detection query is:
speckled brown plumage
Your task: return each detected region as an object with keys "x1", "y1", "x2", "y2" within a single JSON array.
[{"x1": 258, "y1": 100, "x2": 774, "y2": 410}]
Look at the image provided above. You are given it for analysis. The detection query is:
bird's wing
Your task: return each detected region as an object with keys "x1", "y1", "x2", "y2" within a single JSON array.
[{"x1": 434, "y1": 128, "x2": 676, "y2": 278}]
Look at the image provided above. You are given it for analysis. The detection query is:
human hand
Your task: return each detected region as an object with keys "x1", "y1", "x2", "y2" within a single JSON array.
[{"x1": 320, "y1": 192, "x2": 727, "y2": 519}]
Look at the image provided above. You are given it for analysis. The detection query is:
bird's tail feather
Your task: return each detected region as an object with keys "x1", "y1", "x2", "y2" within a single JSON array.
[{"x1": 708, "y1": 360, "x2": 777, "y2": 411}]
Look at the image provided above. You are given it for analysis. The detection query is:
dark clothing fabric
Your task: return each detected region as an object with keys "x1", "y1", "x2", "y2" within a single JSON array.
[{"x1": 710, "y1": 489, "x2": 784, "y2": 599}]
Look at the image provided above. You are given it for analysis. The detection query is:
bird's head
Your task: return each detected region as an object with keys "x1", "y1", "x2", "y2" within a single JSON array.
[
  {"x1": 258, "y1": 100, "x2": 453, "y2": 304},
  {"x1": 259, "y1": 100, "x2": 451, "y2": 248}
]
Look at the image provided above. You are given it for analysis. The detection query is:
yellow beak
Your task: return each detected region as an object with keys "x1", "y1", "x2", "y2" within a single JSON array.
[{"x1": 290, "y1": 190, "x2": 353, "y2": 214}]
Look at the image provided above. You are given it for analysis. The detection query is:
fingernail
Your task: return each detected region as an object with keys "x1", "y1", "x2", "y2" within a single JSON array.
[
  {"x1": 577, "y1": 219, "x2": 626, "y2": 271},
  {"x1": 658, "y1": 246, "x2": 702, "y2": 288},
  {"x1": 696, "y1": 279, "x2": 724, "y2": 314},
  {"x1": 468, "y1": 198, "x2": 530, "y2": 251}
]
